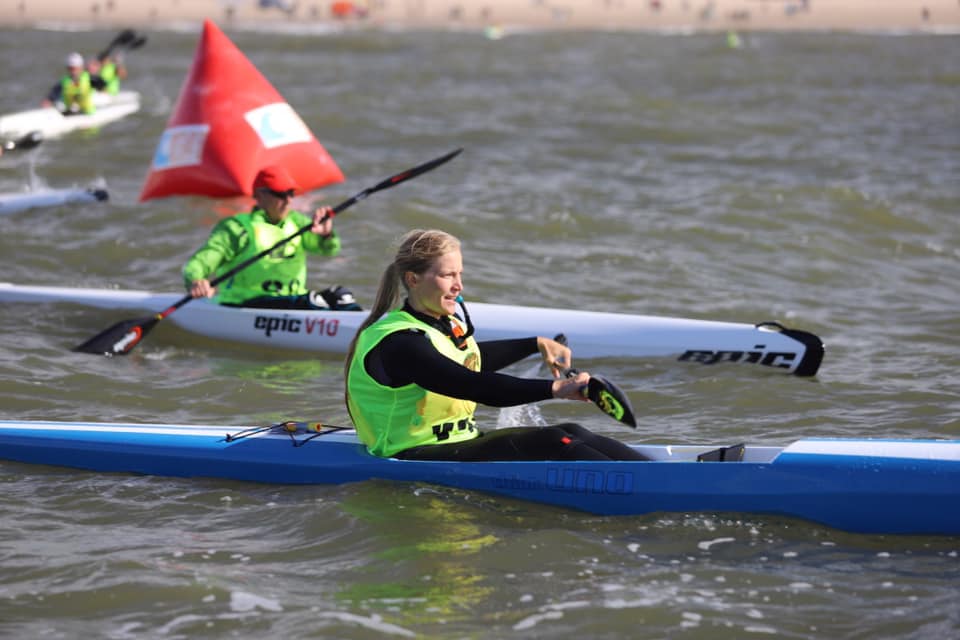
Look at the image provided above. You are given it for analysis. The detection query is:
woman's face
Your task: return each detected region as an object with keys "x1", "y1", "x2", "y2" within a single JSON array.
[{"x1": 406, "y1": 250, "x2": 463, "y2": 319}]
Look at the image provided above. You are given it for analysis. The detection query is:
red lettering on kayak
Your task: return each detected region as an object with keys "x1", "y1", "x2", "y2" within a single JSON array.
[{"x1": 304, "y1": 318, "x2": 340, "y2": 337}]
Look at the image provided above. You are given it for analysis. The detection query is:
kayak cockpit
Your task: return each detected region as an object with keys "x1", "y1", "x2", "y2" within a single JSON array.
[{"x1": 632, "y1": 443, "x2": 782, "y2": 463}]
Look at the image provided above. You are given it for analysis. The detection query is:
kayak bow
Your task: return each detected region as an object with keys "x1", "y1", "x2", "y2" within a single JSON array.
[{"x1": 0, "y1": 186, "x2": 108, "y2": 215}]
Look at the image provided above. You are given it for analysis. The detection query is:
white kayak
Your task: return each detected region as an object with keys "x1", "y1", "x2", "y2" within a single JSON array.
[
  {"x1": 0, "y1": 91, "x2": 140, "y2": 140},
  {"x1": 0, "y1": 283, "x2": 825, "y2": 375},
  {"x1": 0, "y1": 186, "x2": 108, "y2": 215}
]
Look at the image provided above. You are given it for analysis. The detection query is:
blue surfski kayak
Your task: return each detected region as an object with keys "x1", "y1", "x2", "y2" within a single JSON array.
[{"x1": 0, "y1": 420, "x2": 957, "y2": 536}]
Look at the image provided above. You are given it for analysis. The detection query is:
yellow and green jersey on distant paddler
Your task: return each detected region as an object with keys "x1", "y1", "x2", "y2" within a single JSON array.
[
  {"x1": 347, "y1": 309, "x2": 481, "y2": 458},
  {"x1": 99, "y1": 61, "x2": 121, "y2": 94},
  {"x1": 60, "y1": 71, "x2": 94, "y2": 114}
]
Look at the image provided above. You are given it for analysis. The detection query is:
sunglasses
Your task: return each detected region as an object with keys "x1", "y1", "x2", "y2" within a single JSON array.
[{"x1": 265, "y1": 188, "x2": 295, "y2": 199}]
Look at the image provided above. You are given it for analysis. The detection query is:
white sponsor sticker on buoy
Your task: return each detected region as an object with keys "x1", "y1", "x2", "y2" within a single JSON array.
[
  {"x1": 244, "y1": 102, "x2": 312, "y2": 149},
  {"x1": 151, "y1": 124, "x2": 210, "y2": 170}
]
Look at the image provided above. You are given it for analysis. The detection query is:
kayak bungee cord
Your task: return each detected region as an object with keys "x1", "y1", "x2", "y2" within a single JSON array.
[{"x1": 224, "y1": 420, "x2": 352, "y2": 447}]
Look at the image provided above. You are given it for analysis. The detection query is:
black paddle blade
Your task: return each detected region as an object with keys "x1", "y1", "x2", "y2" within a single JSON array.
[
  {"x1": 127, "y1": 35, "x2": 148, "y2": 50},
  {"x1": 3, "y1": 131, "x2": 43, "y2": 152},
  {"x1": 333, "y1": 148, "x2": 463, "y2": 213},
  {"x1": 114, "y1": 29, "x2": 137, "y2": 45},
  {"x1": 564, "y1": 366, "x2": 637, "y2": 428},
  {"x1": 98, "y1": 29, "x2": 138, "y2": 59},
  {"x1": 73, "y1": 315, "x2": 160, "y2": 356},
  {"x1": 19, "y1": 130, "x2": 44, "y2": 150},
  {"x1": 584, "y1": 375, "x2": 638, "y2": 428},
  {"x1": 387, "y1": 147, "x2": 462, "y2": 186}
]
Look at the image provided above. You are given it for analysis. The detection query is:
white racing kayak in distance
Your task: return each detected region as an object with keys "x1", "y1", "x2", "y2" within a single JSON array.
[
  {"x1": 0, "y1": 91, "x2": 140, "y2": 141},
  {"x1": 0, "y1": 283, "x2": 825, "y2": 375},
  {"x1": 0, "y1": 185, "x2": 108, "y2": 215}
]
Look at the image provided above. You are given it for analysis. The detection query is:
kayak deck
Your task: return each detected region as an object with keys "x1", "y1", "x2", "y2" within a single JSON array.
[{"x1": 0, "y1": 420, "x2": 956, "y2": 535}]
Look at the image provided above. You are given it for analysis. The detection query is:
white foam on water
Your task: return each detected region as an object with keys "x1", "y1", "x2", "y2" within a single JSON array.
[
  {"x1": 229, "y1": 590, "x2": 283, "y2": 613},
  {"x1": 698, "y1": 537, "x2": 736, "y2": 551},
  {"x1": 317, "y1": 611, "x2": 416, "y2": 637},
  {"x1": 512, "y1": 610, "x2": 563, "y2": 631},
  {"x1": 744, "y1": 625, "x2": 780, "y2": 634},
  {"x1": 497, "y1": 360, "x2": 548, "y2": 428}
]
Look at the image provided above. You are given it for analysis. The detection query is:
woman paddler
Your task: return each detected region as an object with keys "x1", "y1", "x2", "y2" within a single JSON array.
[{"x1": 344, "y1": 229, "x2": 648, "y2": 461}]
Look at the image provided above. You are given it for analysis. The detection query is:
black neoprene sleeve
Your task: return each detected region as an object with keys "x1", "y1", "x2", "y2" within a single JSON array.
[{"x1": 365, "y1": 330, "x2": 554, "y2": 407}]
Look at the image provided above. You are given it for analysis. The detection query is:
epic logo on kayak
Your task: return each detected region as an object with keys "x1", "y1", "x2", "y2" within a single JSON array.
[
  {"x1": 253, "y1": 315, "x2": 339, "y2": 337},
  {"x1": 679, "y1": 348, "x2": 796, "y2": 369}
]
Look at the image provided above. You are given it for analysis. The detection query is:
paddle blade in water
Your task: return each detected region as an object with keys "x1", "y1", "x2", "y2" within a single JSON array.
[
  {"x1": 73, "y1": 315, "x2": 160, "y2": 356},
  {"x1": 585, "y1": 375, "x2": 637, "y2": 428}
]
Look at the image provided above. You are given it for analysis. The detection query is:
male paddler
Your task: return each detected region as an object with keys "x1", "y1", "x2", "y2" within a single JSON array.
[
  {"x1": 86, "y1": 52, "x2": 126, "y2": 95},
  {"x1": 42, "y1": 52, "x2": 104, "y2": 115},
  {"x1": 183, "y1": 165, "x2": 362, "y2": 311}
]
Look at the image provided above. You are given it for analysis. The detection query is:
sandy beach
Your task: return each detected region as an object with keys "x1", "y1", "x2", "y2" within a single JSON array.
[{"x1": 1, "y1": 0, "x2": 958, "y2": 32}]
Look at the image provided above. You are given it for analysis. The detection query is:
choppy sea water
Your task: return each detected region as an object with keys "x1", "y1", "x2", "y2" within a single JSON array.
[{"x1": 0, "y1": 26, "x2": 958, "y2": 639}]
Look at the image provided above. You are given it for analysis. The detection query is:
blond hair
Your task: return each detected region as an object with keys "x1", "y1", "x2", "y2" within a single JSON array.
[{"x1": 344, "y1": 229, "x2": 461, "y2": 380}]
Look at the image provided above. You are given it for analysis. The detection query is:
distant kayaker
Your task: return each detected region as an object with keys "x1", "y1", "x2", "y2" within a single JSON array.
[
  {"x1": 183, "y1": 165, "x2": 361, "y2": 311},
  {"x1": 86, "y1": 51, "x2": 127, "y2": 95},
  {"x1": 41, "y1": 52, "x2": 106, "y2": 115},
  {"x1": 344, "y1": 229, "x2": 648, "y2": 461}
]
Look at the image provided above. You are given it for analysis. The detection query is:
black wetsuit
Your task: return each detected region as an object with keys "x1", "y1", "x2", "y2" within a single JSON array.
[{"x1": 362, "y1": 302, "x2": 647, "y2": 461}]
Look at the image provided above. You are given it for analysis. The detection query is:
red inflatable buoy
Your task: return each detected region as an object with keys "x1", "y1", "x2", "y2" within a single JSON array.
[{"x1": 140, "y1": 19, "x2": 344, "y2": 201}]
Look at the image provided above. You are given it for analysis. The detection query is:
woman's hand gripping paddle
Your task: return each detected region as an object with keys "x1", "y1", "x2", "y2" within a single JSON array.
[
  {"x1": 553, "y1": 334, "x2": 637, "y2": 428},
  {"x1": 73, "y1": 148, "x2": 463, "y2": 356}
]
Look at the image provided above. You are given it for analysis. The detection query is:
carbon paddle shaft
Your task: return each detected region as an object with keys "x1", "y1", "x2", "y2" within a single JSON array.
[{"x1": 73, "y1": 148, "x2": 463, "y2": 355}]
